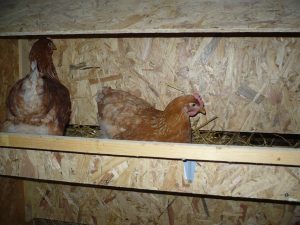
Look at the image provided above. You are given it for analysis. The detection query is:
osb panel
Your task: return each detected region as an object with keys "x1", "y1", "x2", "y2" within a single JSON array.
[
  {"x1": 0, "y1": 39, "x2": 19, "y2": 123},
  {"x1": 24, "y1": 180, "x2": 300, "y2": 225},
  {"x1": 48, "y1": 37, "x2": 300, "y2": 133},
  {"x1": 0, "y1": 0, "x2": 300, "y2": 35},
  {"x1": 1, "y1": 148, "x2": 300, "y2": 202}
]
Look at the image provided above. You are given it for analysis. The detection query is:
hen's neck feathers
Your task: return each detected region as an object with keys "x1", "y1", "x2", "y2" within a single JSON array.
[
  {"x1": 160, "y1": 95, "x2": 193, "y2": 130},
  {"x1": 164, "y1": 95, "x2": 195, "y2": 117},
  {"x1": 29, "y1": 45, "x2": 58, "y2": 80}
]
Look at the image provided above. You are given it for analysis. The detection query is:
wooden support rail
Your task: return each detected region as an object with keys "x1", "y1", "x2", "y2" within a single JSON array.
[
  {"x1": 0, "y1": 132, "x2": 299, "y2": 166},
  {"x1": 0, "y1": 0, "x2": 300, "y2": 36}
]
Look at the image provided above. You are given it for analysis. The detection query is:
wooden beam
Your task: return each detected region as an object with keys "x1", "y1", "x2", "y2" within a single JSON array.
[{"x1": 0, "y1": 132, "x2": 299, "y2": 166}]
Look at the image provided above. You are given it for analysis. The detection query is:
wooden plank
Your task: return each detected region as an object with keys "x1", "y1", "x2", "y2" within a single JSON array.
[
  {"x1": 0, "y1": 39, "x2": 19, "y2": 123},
  {"x1": 0, "y1": 0, "x2": 300, "y2": 36},
  {"x1": 0, "y1": 132, "x2": 299, "y2": 166},
  {"x1": 18, "y1": 39, "x2": 30, "y2": 78}
]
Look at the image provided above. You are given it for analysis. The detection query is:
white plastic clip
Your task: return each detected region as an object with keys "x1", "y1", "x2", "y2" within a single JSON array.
[{"x1": 183, "y1": 160, "x2": 196, "y2": 183}]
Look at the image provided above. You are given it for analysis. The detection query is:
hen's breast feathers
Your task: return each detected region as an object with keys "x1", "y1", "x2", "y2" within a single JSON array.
[{"x1": 6, "y1": 64, "x2": 48, "y2": 118}]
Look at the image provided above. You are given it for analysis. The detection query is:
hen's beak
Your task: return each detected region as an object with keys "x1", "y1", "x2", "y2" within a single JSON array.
[{"x1": 199, "y1": 107, "x2": 206, "y2": 115}]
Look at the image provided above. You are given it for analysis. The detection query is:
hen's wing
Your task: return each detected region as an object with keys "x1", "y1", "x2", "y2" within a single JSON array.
[
  {"x1": 97, "y1": 87, "x2": 154, "y2": 138},
  {"x1": 43, "y1": 77, "x2": 71, "y2": 134}
]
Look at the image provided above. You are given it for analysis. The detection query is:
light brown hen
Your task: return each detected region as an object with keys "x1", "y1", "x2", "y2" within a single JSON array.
[
  {"x1": 1, "y1": 38, "x2": 71, "y2": 135},
  {"x1": 96, "y1": 87, "x2": 206, "y2": 143}
]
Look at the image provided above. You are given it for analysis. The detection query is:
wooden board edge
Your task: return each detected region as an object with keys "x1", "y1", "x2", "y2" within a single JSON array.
[{"x1": 0, "y1": 132, "x2": 300, "y2": 166}]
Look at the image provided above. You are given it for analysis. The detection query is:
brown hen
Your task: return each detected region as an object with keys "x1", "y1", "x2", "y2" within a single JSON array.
[
  {"x1": 96, "y1": 87, "x2": 206, "y2": 143},
  {"x1": 1, "y1": 38, "x2": 71, "y2": 135}
]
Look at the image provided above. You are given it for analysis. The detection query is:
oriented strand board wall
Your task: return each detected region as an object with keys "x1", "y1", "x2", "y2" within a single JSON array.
[
  {"x1": 1, "y1": 0, "x2": 300, "y2": 35},
  {"x1": 0, "y1": 39, "x2": 19, "y2": 123},
  {"x1": 45, "y1": 37, "x2": 300, "y2": 133},
  {"x1": 1, "y1": 147, "x2": 300, "y2": 202},
  {"x1": 24, "y1": 180, "x2": 300, "y2": 225}
]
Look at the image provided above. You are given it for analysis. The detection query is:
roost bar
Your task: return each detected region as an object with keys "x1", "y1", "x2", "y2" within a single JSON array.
[{"x1": 0, "y1": 0, "x2": 300, "y2": 224}]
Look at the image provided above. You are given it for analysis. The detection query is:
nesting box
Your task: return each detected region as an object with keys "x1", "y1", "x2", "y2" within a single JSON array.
[{"x1": 0, "y1": 0, "x2": 300, "y2": 224}]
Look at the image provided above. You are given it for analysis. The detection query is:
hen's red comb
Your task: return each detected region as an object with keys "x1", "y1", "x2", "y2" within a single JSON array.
[{"x1": 193, "y1": 93, "x2": 204, "y2": 108}]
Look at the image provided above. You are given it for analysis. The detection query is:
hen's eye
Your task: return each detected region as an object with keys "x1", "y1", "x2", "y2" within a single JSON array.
[{"x1": 191, "y1": 103, "x2": 196, "y2": 107}]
